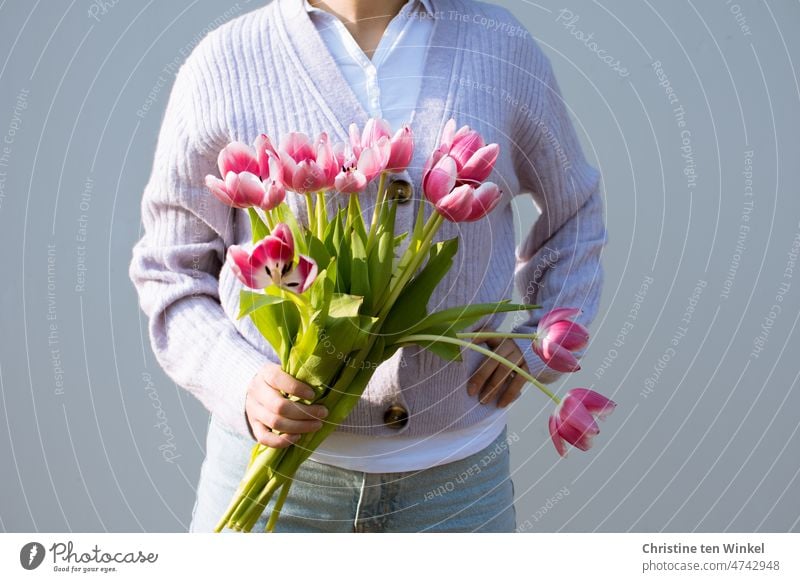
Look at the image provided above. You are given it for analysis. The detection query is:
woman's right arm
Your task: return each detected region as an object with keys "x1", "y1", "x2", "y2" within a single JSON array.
[{"x1": 128, "y1": 58, "x2": 325, "y2": 446}]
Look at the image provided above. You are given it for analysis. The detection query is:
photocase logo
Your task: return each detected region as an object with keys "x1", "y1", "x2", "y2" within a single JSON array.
[{"x1": 19, "y1": 542, "x2": 46, "y2": 570}]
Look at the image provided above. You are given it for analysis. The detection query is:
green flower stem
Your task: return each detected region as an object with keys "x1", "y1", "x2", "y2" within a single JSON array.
[
  {"x1": 458, "y1": 332, "x2": 539, "y2": 340},
  {"x1": 399, "y1": 334, "x2": 560, "y2": 405},
  {"x1": 367, "y1": 172, "x2": 387, "y2": 249},
  {"x1": 305, "y1": 194, "x2": 315, "y2": 238},
  {"x1": 376, "y1": 212, "x2": 444, "y2": 319},
  {"x1": 315, "y1": 190, "x2": 327, "y2": 236},
  {"x1": 264, "y1": 208, "x2": 276, "y2": 231},
  {"x1": 265, "y1": 479, "x2": 293, "y2": 532},
  {"x1": 236, "y1": 475, "x2": 283, "y2": 531},
  {"x1": 346, "y1": 193, "x2": 360, "y2": 232},
  {"x1": 213, "y1": 445, "x2": 286, "y2": 532}
]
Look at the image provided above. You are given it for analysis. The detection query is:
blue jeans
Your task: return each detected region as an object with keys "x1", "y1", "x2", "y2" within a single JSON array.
[{"x1": 189, "y1": 415, "x2": 516, "y2": 533}]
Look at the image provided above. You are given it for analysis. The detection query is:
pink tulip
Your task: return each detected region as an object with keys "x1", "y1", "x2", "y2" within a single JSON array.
[
  {"x1": 356, "y1": 118, "x2": 392, "y2": 152},
  {"x1": 549, "y1": 388, "x2": 616, "y2": 457},
  {"x1": 227, "y1": 223, "x2": 318, "y2": 293},
  {"x1": 334, "y1": 166, "x2": 368, "y2": 194},
  {"x1": 205, "y1": 171, "x2": 269, "y2": 209},
  {"x1": 533, "y1": 308, "x2": 590, "y2": 373},
  {"x1": 278, "y1": 132, "x2": 339, "y2": 193},
  {"x1": 386, "y1": 125, "x2": 414, "y2": 172},
  {"x1": 346, "y1": 118, "x2": 413, "y2": 177},
  {"x1": 332, "y1": 134, "x2": 390, "y2": 194},
  {"x1": 422, "y1": 119, "x2": 502, "y2": 222},
  {"x1": 426, "y1": 119, "x2": 500, "y2": 185},
  {"x1": 206, "y1": 136, "x2": 286, "y2": 210}
]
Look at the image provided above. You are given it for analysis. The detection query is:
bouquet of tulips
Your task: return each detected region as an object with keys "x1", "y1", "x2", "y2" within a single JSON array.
[{"x1": 204, "y1": 118, "x2": 616, "y2": 532}]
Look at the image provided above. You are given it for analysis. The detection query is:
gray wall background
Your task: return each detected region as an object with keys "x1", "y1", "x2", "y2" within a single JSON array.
[{"x1": 0, "y1": 0, "x2": 798, "y2": 532}]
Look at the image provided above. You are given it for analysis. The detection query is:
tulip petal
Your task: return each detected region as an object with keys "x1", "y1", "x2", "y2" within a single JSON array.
[
  {"x1": 435, "y1": 184, "x2": 474, "y2": 222},
  {"x1": 349, "y1": 123, "x2": 362, "y2": 157},
  {"x1": 254, "y1": 134, "x2": 278, "y2": 180},
  {"x1": 334, "y1": 170, "x2": 368, "y2": 194},
  {"x1": 218, "y1": 142, "x2": 260, "y2": 176},
  {"x1": 539, "y1": 342, "x2": 581, "y2": 373},
  {"x1": 569, "y1": 388, "x2": 617, "y2": 420},
  {"x1": 282, "y1": 254, "x2": 318, "y2": 293},
  {"x1": 440, "y1": 118, "x2": 457, "y2": 150},
  {"x1": 261, "y1": 180, "x2": 286, "y2": 211},
  {"x1": 293, "y1": 160, "x2": 325, "y2": 193},
  {"x1": 546, "y1": 320, "x2": 590, "y2": 351},
  {"x1": 228, "y1": 245, "x2": 270, "y2": 289},
  {"x1": 205, "y1": 175, "x2": 235, "y2": 207},
  {"x1": 549, "y1": 415, "x2": 568, "y2": 457},
  {"x1": 280, "y1": 132, "x2": 314, "y2": 163},
  {"x1": 386, "y1": 125, "x2": 414, "y2": 172},
  {"x1": 224, "y1": 171, "x2": 268, "y2": 208},
  {"x1": 357, "y1": 143, "x2": 387, "y2": 183},
  {"x1": 538, "y1": 307, "x2": 582, "y2": 332},
  {"x1": 459, "y1": 143, "x2": 500, "y2": 183},
  {"x1": 423, "y1": 155, "x2": 458, "y2": 204},
  {"x1": 449, "y1": 129, "x2": 485, "y2": 170},
  {"x1": 465, "y1": 181, "x2": 502, "y2": 221},
  {"x1": 361, "y1": 118, "x2": 391, "y2": 149},
  {"x1": 555, "y1": 418, "x2": 596, "y2": 451},
  {"x1": 559, "y1": 396, "x2": 599, "y2": 437}
]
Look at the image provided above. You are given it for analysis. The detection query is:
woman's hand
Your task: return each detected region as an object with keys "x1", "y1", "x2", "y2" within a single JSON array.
[
  {"x1": 467, "y1": 337, "x2": 529, "y2": 408},
  {"x1": 245, "y1": 363, "x2": 329, "y2": 448}
]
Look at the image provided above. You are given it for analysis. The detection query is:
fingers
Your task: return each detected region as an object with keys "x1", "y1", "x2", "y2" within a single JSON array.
[
  {"x1": 249, "y1": 418, "x2": 301, "y2": 449},
  {"x1": 467, "y1": 352, "x2": 501, "y2": 397},
  {"x1": 479, "y1": 354, "x2": 518, "y2": 404},
  {"x1": 260, "y1": 386, "x2": 329, "y2": 421},
  {"x1": 497, "y1": 369, "x2": 527, "y2": 408},
  {"x1": 468, "y1": 339, "x2": 529, "y2": 407},
  {"x1": 250, "y1": 391, "x2": 326, "y2": 434},
  {"x1": 245, "y1": 363, "x2": 328, "y2": 447},
  {"x1": 260, "y1": 365, "x2": 316, "y2": 401}
]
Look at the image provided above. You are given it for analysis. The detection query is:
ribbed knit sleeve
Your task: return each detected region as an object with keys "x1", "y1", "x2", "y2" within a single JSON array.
[
  {"x1": 128, "y1": 55, "x2": 270, "y2": 440},
  {"x1": 510, "y1": 49, "x2": 608, "y2": 384}
]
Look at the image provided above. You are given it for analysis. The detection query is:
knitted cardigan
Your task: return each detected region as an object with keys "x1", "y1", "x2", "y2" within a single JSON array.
[{"x1": 129, "y1": 0, "x2": 607, "y2": 440}]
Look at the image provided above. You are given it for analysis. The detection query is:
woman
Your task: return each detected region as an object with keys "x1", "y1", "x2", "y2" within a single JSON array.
[{"x1": 129, "y1": 0, "x2": 606, "y2": 532}]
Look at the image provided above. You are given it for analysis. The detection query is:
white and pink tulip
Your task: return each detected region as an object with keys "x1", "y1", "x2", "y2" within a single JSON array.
[
  {"x1": 227, "y1": 223, "x2": 318, "y2": 293},
  {"x1": 205, "y1": 137, "x2": 286, "y2": 210}
]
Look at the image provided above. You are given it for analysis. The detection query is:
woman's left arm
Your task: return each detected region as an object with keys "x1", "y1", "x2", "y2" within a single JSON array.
[{"x1": 469, "y1": 48, "x2": 608, "y2": 406}]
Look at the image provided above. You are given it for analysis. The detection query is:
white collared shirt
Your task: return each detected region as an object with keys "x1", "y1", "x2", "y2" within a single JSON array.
[
  {"x1": 303, "y1": 0, "x2": 508, "y2": 473},
  {"x1": 304, "y1": 0, "x2": 435, "y2": 131}
]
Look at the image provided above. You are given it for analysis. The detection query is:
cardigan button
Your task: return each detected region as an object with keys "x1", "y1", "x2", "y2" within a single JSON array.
[
  {"x1": 387, "y1": 178, "x2": 413, "y2": 205},
  {"x1": 383, "y1": 404, "x2": 409, "y2": 429}
]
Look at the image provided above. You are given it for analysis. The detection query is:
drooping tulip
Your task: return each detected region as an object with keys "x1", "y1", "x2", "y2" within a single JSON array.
[
  {"x1": 532, "y1": 307, "x2": 590, "y2": 373},
  {"x1": 227, "y1": 223, "x2": 318, "y2": 293},
  {"x1": 549, "y1": 388, "x2": 616, "y2": 457}
]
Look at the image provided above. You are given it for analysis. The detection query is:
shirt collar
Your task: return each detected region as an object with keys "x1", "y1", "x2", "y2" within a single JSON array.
[{"x1": 304, "y1": 0, "x2": 434, "y2": 18}]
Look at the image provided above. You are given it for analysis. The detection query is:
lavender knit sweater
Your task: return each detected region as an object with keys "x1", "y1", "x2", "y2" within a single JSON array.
[{"x1": 128, "y1": 0, "x2": 607, "y2": 440}]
